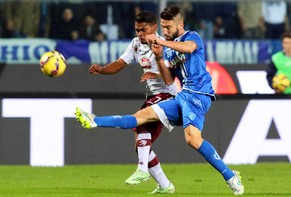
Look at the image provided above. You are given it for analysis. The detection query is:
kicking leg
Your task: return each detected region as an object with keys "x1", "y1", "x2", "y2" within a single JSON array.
[{"x1": 75, "y1": 106, "x2": 159, "y2": 129}]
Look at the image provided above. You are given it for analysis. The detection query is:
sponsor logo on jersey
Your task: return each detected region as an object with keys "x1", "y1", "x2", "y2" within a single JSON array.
[{"x1": 140, "y1": 57, "x2": 151, "y2": 69}]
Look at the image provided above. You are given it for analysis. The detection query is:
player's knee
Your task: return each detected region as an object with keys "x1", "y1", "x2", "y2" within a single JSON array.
[
  {"x1": 185, "y1": 136, "x2": 192, "y2": 146},
  {"x1": 134, "y1": 107, "x2": 158, "y2": 124},
  {"x1": 185, "y1": 135, "x2": 200, "y2": 149}
]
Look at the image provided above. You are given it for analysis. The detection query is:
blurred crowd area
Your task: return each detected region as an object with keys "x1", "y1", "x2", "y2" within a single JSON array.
[{"x1": 0, "y1": 0, "x2": 291, "y2": 41}]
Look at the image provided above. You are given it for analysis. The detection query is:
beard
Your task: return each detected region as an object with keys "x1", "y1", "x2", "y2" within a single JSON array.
[{"x1": 165, "y1": 29, "x2": 179, "y2": 41}]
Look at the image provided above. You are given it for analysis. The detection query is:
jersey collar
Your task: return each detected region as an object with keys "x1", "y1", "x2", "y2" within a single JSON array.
[{"x1": 174, "y1": 31, "x2": 190, "y2": 42}]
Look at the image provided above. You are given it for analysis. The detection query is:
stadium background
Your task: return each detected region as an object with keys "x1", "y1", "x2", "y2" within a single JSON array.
[{"x1": 0, "y1": 0, "x2": 290, "y2": 166}]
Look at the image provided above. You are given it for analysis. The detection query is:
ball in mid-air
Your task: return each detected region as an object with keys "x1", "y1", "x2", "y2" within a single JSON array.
[
  {"x1": 272, "y1": 73, "x2": 290, "y2": 92},
  {"x1": 39, "y1": 51, "x2": 66, "y2": 77}
]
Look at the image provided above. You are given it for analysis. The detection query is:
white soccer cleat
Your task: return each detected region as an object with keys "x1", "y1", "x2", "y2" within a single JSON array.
[
  {"x1": 227, "y1": 170, "x2": 244, "y2": 195},
  {"x1": 75, "y1": 107, "x2": 97, "y2": 129}
]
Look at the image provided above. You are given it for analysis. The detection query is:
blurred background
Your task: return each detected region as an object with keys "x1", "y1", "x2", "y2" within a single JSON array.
[{"x1": 0, "y1": 0, "x2": 290, "y2": 166}]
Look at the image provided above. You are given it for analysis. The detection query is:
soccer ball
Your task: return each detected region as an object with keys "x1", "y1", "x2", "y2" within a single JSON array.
[
  {"x1": 39, "y1": 51, "x2": 66, "y2": 77},
  {"x1": 272, "y1": 73, "x2": 290, "y2": 92}
]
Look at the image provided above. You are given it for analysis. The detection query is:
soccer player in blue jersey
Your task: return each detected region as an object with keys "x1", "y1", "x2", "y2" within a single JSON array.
[{"x1": 76, "y1": 6, "x2": 244, "y2": 195}]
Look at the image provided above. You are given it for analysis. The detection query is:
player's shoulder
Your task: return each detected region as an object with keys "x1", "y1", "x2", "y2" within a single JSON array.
[
  {"x1": 174, "y1": 31, "x2": 196, "y2": 42},
  {"x1": 273, "y1": 51, "x2": 284, "y2": 57},
  {"x1": 272, "y1": 51, "x2": 285, "y2": 61},
  {"x1": 131, "y1": 37, "x2": 141, "y2": 45},
  {"x1": 186, "y1": 31, "x2": 202, "y2": 40},
  {"x1": 182, "y1": 31, "x2": 203, "y2": 46},
  {"x1": 129, "y1": 37, "x2": 142, "y2": 50}
]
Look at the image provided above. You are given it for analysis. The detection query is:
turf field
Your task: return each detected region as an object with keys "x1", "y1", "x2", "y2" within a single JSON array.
[{"x1": 0, "y1": 163, "x2": 290, "y2": 197}]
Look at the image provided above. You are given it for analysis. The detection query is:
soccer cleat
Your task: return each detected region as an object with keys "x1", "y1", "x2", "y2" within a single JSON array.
[
  {"x1": 227, "y1": 170, "x2": 244, "y2": 195},
  {"x1": 125, "y1": 170, "x2": 150, "y2": 185},
  {"x1": 149, "y1": 182, "x2": 175, "y2": 194},
  {"x1": 75, "y1": 107, "x2": 97, "y2": 129}
]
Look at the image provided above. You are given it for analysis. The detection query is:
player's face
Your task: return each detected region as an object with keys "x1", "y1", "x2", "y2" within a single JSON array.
[
  {"x1": 282, "y1": 37, "x2": 291, "y2": 56},
  {"x1": 161, "y1": 19, "x2": 180, "y2": 41},
  {"x1": 135, "y1": 22, "x2": 157, "y2": 44}
]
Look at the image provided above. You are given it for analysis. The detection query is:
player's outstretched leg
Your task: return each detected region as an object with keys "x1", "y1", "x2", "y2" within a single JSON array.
[{"x1": 75, "y1": 107, "x2": 137, "y2": 129}]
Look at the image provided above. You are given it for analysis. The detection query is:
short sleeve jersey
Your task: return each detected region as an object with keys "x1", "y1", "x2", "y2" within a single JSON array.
[
  {"x1": 120, "y1": 35, "x2": 176, "y2": 97},
  {"x1": 163, "y1": 31, "x2": 215, "y2": 100}
]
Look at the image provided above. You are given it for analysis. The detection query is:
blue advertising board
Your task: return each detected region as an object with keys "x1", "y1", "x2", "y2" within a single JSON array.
[{"x1": 0, "y1": 38, "x2": 281, "y2": 65}]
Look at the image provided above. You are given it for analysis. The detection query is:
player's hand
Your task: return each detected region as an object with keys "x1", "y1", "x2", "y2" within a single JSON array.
[
  {"x1": 140, "y1": 72, "x2": 157, "y2": 82},
  {"x1": 151, "y1": 44, "x2": 163, "y2": 58},
  {"x1": 89, "y1": 64, "x2": 102, "y2": 74},
  {"x1": 146, "y1": 34, "x2": 161, "y2": 45}
]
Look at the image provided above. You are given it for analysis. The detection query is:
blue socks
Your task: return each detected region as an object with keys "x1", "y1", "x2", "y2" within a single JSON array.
[
  {"x1": 93, "y1": 115, "x2": 235, "y2": 180},
  {"x1": 198, "y1": 140, "x2": 234, "y2": 181},
  {"x1": 93, "y1": 115, "x2": 137, "y2": 129}
]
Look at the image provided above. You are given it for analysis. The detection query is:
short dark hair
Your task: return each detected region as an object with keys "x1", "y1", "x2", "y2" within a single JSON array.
[
  {"x1": 281, "y1": 32, "x2": 291, "y2": 40},
  {"x1": 135, "y1": 11, "x2": 157, "y2": 24},
  {"x1": 160, "y1": 6, "x2": 183, "y2": 20}
]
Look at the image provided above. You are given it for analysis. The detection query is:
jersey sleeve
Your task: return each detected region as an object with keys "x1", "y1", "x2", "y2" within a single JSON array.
[
  {"x1": 120, "y1": 39, "x2": 135, "y2": 65},
  {"x1": 185, "y1": 32, "x2": 203, "y2": 50}
]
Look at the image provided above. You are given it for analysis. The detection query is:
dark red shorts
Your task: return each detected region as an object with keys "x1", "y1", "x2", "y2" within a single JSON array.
[{"x1": 135, "y1": 93, "x2": 174, "y2": 143}]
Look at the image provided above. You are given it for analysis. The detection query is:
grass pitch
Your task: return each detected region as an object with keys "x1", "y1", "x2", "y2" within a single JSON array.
[{"x1": 0, "y1": 163, "x2": 290, "y2": 197}]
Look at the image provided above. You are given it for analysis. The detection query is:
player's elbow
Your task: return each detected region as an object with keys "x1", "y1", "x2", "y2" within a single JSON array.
[{"x1": 184, "y1": 41, "x2": 197, "y2": 53}]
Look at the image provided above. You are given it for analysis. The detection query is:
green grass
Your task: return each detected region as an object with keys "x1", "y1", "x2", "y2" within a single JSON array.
[{"x1": 0, "y1": 163, "x2": 290, "y2": 197}]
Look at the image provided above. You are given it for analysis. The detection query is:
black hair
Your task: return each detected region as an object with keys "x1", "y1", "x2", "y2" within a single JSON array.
[
  {"x1": 135, "y1": 11, "x2": 157, "y2": 24},
  {"x1": 160, "y1": 6, "x2": 183, "y2": 20}
]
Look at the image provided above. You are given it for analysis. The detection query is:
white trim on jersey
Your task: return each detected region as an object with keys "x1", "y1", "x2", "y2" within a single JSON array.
[{"x1": 151, "y1": 104, "x2": 174, "y2": 132}]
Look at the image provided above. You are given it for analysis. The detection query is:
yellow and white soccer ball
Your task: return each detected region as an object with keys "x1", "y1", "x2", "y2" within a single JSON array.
[
  {"x1": 272, "y1": 73, "x2": 290, "y2": 92},
  {"x1": 39, "y1": 51, "x2": 66, "y2": 77}
]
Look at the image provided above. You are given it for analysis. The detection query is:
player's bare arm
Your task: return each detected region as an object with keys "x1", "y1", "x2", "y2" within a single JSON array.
[
  {"x1": 89, "y1": 58, "x2": 127, "y2": 75},
  {"x1": 146, "y1": 34, "x2": 197, "y2": 53},
  {"x1": 161, "y1": 40, "x2": 197, "y2": 53},
  {"x1": 155, "y1": 58, "x2": 174, "y2": 85},
  {"x1": 150, "y1": 44, "x2": 174, "y2": 85}
]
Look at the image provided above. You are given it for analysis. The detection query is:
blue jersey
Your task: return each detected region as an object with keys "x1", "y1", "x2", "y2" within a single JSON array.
[{"x1": 163, "y1": 31, "x2": 215, "y2": 100}]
